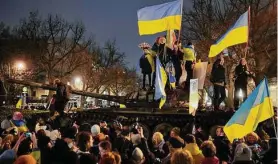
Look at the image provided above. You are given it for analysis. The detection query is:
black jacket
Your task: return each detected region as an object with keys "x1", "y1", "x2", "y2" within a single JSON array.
[
  {"x1": 213, "y1": 136, "x2": 230, "y2": 162},
  {"x1": 56, "y1": 83, "x2": 69, "y2": 102},
  {"x1": 112, "y1": 135, "x2": 134, "y2": 162},
  {"x1": 234, "y1": 64, "x2": 249, "y2": 86},
  {"x1": 210, "y1": 60, "x2": 226, "y2": 84},
  {"x1": 140, "y1": 55, "x2": 152, "y2": 74}
]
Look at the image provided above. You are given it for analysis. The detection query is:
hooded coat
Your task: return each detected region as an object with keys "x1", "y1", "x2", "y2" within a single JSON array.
[{"x1": 184, "y1": 143, "x2": 204, "y2": 164}]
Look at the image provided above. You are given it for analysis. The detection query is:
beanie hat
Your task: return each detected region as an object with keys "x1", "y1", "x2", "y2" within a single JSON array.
[
  {"x1": 1, "y1": 120, "x2": 12, "y2": 130},
  {"x1": 132, "y1": 147, "x2": 144, "y2": 162},
  {"x1": 13, "y1": 112, "x2": 23, "y2": 121},
  {"x1": 49, "y1": 130, "x2": 61, "y2": 141},
  {"x1": 14, "y1": 155, "x2": 36, "y2": 164},
  {"x1": 91, "y1": 124, "x2": 100, "y2": 137},
  {"x1": 168, "y1": 137, "x2": 184, "y2": 148},
  {"x1": 234, "y1": 143, "x2": 252, "y2": 162}
]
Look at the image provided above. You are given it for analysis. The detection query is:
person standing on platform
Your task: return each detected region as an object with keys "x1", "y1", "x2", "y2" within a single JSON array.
[
  {"x1": 139, "y1": 42, "x2": 155, "y2": 90},
  {"x1": 210, "y1": 56, "x2": 226, "y2": 111},
  {"x1": 171, "y1": 42, "x2": 183, "y2": 87},
  {"x1": 234, "y1": 58, "x2": 254, "y2": 110},
  {"x1": 179, "y1": 42, "x2": 197, "y2": 96},
  {"x1": 151, "y1": 37, "x2": 166, "y2": 89},
  {"x1": 54, "y1": 79, "x2": 69, "y2": 117}
]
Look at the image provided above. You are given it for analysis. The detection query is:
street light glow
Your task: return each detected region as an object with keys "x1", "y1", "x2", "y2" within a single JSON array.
[
  {"x1": 75, "y1": 77, "x2": 81, "y2": 83},
  {"x1": 16, "y1": 62, "x2": 25, "y2": 70},
  {"x1": 238, "y1": 89, "x2": 243, "y2": 98}
]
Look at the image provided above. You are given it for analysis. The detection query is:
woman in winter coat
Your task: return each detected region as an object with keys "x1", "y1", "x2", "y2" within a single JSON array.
[
  {"x1": 184, "y1": 134, "x2": 204, "y2": 164},
  {"x1": 201, "y1": 141, "x2": 219, "y2": 164},
  {"x1": 234, "y1": 58, "x2": 254, "y2": 109},
  {"x1": 210, "y1": 57, "x2": 226, "y2": 110},
  {"x1": 152, "y1": 132, "x2": 169, "y2": 160}
]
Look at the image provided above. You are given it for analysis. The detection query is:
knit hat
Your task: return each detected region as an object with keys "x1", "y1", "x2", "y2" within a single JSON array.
[
  {"x1": 49, "y1": 130, "x2": 61, "y2": 141},
  {"x1": 14, "y1": 155, "x2": 36, "y2": 164},
  {"x1": 91, "y1": 124, "x2": 100, "y2": 137},
  {"x1": 168, "y1": 137, "x2": 184, "y2": 148},
  {"x1": 35, "y1": 123, "x2": 47, "y2": 133},
  {"x1": 234, "y1": 143, "x2": 252, "y2": 162},
  {"x1": 13, "y1": 112, "x2": 23, "y2": 121},
  {"x1": 132, "y1": 147, "x2": 144, "y2": 162},
  {"x1": 1, "y1": 120, "x2": 12, "y2": 130}
]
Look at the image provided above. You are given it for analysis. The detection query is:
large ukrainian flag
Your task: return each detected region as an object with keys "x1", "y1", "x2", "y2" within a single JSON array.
[
  {"x1": 154, "y1": 57, "x2": 167, "y2": 109},
  {"x1": 137, "y1": 0, "x2": 182, "y2": 35},
  {"x1": 224, "y1": 78, "x2": 274, "y2": 142},
  {"x1": 209, "y1": 10, "x2": 249, "y2": 57}
]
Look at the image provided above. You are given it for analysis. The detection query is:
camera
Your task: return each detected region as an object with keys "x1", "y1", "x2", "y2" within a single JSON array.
[{"x1": 25, "y1": 132, "x2": 32, "y2": 138}]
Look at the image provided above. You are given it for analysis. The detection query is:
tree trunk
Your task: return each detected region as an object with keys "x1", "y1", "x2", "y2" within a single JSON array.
[
  {"x1": 79, "y1": 83, "x2": 86, "y2": 110},
  {"x1": 227, "y1": 84, "x2": 234, "y2": 109}
]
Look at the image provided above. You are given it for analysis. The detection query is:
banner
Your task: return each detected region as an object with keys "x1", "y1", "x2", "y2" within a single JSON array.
[
  {"x1": 189, "y1": 79, "x2": 198, "y2": 116},
  {"x1": 193, "y1": 61, "x2": 208, "y2": 89}
]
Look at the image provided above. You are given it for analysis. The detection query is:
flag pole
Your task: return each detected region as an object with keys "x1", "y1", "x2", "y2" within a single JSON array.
[
  {"x1": 177, "y1": 0, "x2": 183, "y2": 43},
  {"x1": 271, "y1": 117, "x2": 277, "y2": 137},
  {"x1": 244, "y1": 6, "x2": 250, "y2": 58}
]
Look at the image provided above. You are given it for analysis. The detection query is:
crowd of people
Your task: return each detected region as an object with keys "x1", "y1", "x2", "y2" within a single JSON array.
[
  {"x1": 0, "y1": 111, "x2": 276, "y2": 164},
  {"x1": 138, "y1": 37, "x2": 255, "y2": 110}
]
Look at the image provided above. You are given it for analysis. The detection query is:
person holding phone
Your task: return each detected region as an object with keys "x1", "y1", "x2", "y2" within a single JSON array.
[
  {"x1": 234, "y1": 58, "x2": 255, "y2": 110},
  {"x1": 213, "y1": 126, "x2": 231, "y2": 164}
]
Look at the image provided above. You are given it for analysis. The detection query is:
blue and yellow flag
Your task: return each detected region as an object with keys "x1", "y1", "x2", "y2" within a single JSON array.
[
  {"x1": 169, "y1": 72, "x2": 176, "y2": 89},
  {"x1": 209, "y1": 9, "x2": 249, "y2": 57},
  {"x1": 154, "y1": 58, "x2": 167, "y2": 109},
  {"x1": 16, "y1": 98, "x2": 22, "y2": 109},
  {"x1": 137, "y1": 0, "x2": 182, "y2": 35},
  {"x1": 119, "y1": 104, "x2": 126, "y2": 108},
  {"x1": 224, "y1": 78, "x2": 274, "y2": 142}
]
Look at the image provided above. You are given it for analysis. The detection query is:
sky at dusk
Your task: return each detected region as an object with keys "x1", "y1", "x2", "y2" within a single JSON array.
[{"x1": 0, "y1": 0, "x2": 192, "y2": 69}]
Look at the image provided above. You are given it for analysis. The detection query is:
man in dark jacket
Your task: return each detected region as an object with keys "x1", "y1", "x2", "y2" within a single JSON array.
[
  {"x1": 210, "y1": 56, "x2": 226, "y2": 110},
  {"x1": 54, "y1": 79, "x2": 69, "y2": 117},
  {"x1": 261, "y1": 138, "x2": 277, "y2": 164}
]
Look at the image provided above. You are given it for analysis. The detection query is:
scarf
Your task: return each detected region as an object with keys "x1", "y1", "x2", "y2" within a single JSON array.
[{"x1": 155, "y1": 140, "x2": 166, "y2": 154}]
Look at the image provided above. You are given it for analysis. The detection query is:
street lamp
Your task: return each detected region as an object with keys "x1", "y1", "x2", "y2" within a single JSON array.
[
  {"x1": 74, "y1": 77, "x2": 83, "y2": 90},
  {"x1": 75, "y1": 77, "x2": 81, "y2": 83},
  {"x1": 15, "y1": 61, "x2": 25, "y2": 71}
]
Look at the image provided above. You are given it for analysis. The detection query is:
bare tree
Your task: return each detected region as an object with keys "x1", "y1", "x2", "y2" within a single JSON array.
[
  {"x1": 16, "y1": 11, "x2": 93, "y2": 83},
  {"x1": 108, "y1": 65, "x2": 137, "y2": 96},
  {"x1": 76, "y1": 40, "x2": 127, "y2": 94}
]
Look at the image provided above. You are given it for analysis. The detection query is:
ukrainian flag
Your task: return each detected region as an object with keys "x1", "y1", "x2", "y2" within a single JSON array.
[
  {"x1": 154, "y1": 57, "x2": 167, "y2": 109},
  {"x1": 224, "y1": 78, "x2": 274, "y2": 142},
  {"x1": 209, "y1": 9, "x2": 249, "y2": 57},
  {"x1": 169, "y1": 72, "x2": 176, "y2": 89},
  {"x1": 119, "y1": 104, "x2": 126, "y2": 108},
  {"x1": 137, "y1": 0, "x2": 182, "y2": 35},
  {"x1": 16, "y1": 98, "x2": 22, "y2": 109}
]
